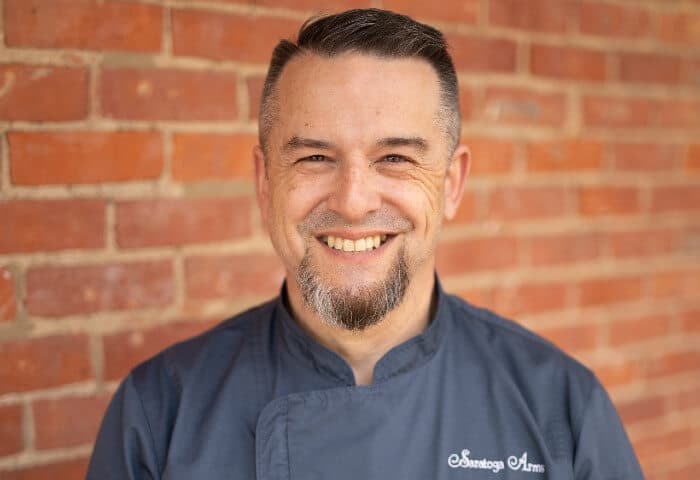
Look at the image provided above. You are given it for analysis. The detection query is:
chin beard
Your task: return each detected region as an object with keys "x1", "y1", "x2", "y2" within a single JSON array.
[{"x1": 296, "y1": 246, "x2": 410, "y2": 331}]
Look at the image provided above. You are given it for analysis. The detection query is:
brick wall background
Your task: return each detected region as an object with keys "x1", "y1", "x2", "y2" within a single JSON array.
[{"x1": 0, "y1": 0, "x2": 698, "y2": 478}]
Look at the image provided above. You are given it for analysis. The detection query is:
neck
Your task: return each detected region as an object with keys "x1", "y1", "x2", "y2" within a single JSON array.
[{"x1": 286, "y1": 268, "x2": 436, "y2": 385}]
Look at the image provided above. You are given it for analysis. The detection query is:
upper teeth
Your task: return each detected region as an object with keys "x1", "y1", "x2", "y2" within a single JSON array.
[{"x1": 325, "y1": 235, "x2": 388, "y2": 252}]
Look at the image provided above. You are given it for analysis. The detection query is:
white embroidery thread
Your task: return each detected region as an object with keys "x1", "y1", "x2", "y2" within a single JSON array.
[{"x1": 447, "y1": 448, "x2": 545, "y2": 475}]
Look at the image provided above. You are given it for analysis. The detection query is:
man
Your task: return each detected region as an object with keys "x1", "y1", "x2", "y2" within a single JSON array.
[{"x1": 87, "y1": 9, "x2": 643, "y2": 480}]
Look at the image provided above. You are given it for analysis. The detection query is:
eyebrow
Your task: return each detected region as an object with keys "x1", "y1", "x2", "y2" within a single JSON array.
[{"x1": 283, "y1": 136, "x2": 429, "y2": 153}]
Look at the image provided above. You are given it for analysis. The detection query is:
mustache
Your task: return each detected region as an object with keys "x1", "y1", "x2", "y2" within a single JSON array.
[{"x1": 298, "y1": 207, "x2": 413, "y2": 235}]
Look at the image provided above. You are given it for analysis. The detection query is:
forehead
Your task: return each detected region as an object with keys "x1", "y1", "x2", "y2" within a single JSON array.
[{"x1": 272, "y1": 52, "x2": 444, "y2": 150}]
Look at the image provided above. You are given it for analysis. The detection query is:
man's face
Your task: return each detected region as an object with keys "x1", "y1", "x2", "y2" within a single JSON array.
[{"x1": 255, "y1": 53, "x2": 467, "y2": 329}]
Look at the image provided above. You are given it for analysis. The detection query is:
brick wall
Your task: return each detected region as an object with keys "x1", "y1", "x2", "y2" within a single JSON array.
[{"x1": 0, "y1": 0, "x2": 698, "y2": 478}]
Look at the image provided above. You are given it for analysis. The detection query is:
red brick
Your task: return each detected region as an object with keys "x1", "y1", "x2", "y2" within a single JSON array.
[
  {"x1": 0, "y1": 458, "x2": 88, "y2": 480},
  {"x1": 447, "y1": 35, "x2": 517, "y2": 73},
  {"x1": 609, "y1": 228, "x2": 680, "y2": 259},
  {"x1": 0, "y1": 404, "x2": 23, "y2": 456},
  {"x1": 578, "y1": 2, "x2": 651, "y2": 38},
  {"x1": 384, "y1": 0, "x2": 480, "y2": 24},
  {"x1": 647, "y1": 351, "x2": 700, "y2": 379},
  {"x1": 612, "y1": 142, "x2": 683, "y2": 172},
  {"x1": 466, "y1": 138, "x2": 515, "y2": 175},
  {"x1": 0, "y1": 64, "x2": 88, "y2": 121},
  {"x1": 653, "y1": 270, "x2": 700, "y2": 299},
  {"x1": 459, "y1": 86, "x2": 473, "y2": 121},
  {"x1": 536, "y1": 323, "x2": 599, "y2": 353},
  {"x1": 0, "y1": 267, "x2": 17, "y2": 323},
  {"x1": 651, "y1": 185, "x2": 700, "y2": 213},
  {"x1": 526, "y1": 232, "x2": 602, "y2": 266},
  {"x1": 594, "y1": 359, "x2": 640, "y2": 389},
  {"x1": 185, "y1": 253, "x2": 285, "y2": 301},
  {"x1": 656, "y1": 99, "x2": 700, "y2": 129},
  {"x1": 0, "y1": 335, "x2": 92, "y2": 394},
  {"x1": 688, "y1": 145, "x2": 700, "y2": 171},
  {"x1": 115, "y1": 197, "x2": 252, "y2": 248},
  {"x1": 582, "y1": 95, "x2": 651, "y2": 128},
  {"x1": 172, "y1": 133, "x2": 256, "y2": 182},
  {"x1": 609, "y1": 314, "x2": 672, "y2": 346},
  {"x1": 617, "y1": 395, "x2": 665, "y2": 425},
  {"x1": 172, "y1": 10, "x2": 298, "y2": 63},
  {"x1": 487, "y1": 186, "x2": 569, "y2": 220},
  {"x1": 577, "y1": 276, "x2": 643, "y2": 307},
  {"x1": 247, "y1": 76, "x2": 265, "y2": 120},
  {"x1": 33, "y1": 393, "x2": 111, "y2": 449},
  {"x1": 491, "y1": 282, "x2": 568, "y2": 317},
  {"x1": 531, "y1": 44, "x2": 608, "y2": 82},
  {"x1": 456, "y1": 287, "x2": 493, "y2": 309},
  {"x1": 527, "y1": 139, "x2": 604, "y2": 172},
  {"x1": 634, "y1": 427, "x2": 694, "y2": 464},
  {"x1": 26, "y1": 261, "x2": 174, "y2": 317},
  {"x1": 489, "y1": 0, "x2": 572, "y2": 33},
  {"x1": 618, "y1": 52, "x2": 683, "y2": 85},
  {"x1": 682, "y1": 309, "x2": 700, "y2": 333},
  {"x1": 480, "y1": 87, "x2": 566, "y2": 126},
  {"x1": 657, "y1": 12, "x2": 700, "y2": 46},
  {"x1": 436, "y1": 236, "x2": 518, "y2": 275},
  {"x1": 671, "y1": 384, "x2": 700, "y2": 411},
  {"x1": 4, "y1": 0, "x2": 162, "y2": 52},
  {"x1": 257, "y1": 0, "x2": 371, "y2": 8},
  {"x1": 578, "y1": 186, "x2": 640, "y2": 216},
  {"x1": 9, "y1": 131, "x2": 163, "y2": 185},
  {"x1": 0, "y1": 200, "x2": 105, "y2": 254},
  {"x1": 448, "y1": 191, "x2": 479, "y2": 224},
  {"x1": 103, "y1": 321, "x2": 216, "y2": 381},
  {"x1": 100, "y1": 68, "x2": 238, "y2": 121}
]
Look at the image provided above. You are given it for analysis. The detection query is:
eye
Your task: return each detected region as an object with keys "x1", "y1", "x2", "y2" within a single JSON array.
[
  {"x1": 302, "y1": 154, "x2": 327, "y2": 162},
  {"x1": 382, "y1": 154, "x2": 408, "y2": 163}
]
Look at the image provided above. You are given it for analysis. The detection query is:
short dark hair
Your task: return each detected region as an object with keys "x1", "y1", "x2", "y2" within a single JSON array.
[{"x1": 258, "y1": 8, "x2": 461, "y2": 155}]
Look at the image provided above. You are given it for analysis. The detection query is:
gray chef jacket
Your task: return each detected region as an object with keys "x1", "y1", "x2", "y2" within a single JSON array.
[{"x1": 87, "y1": 280, "x2": 644, "y2": 479}]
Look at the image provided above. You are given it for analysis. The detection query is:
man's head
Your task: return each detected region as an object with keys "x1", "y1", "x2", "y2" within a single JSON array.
[
  {"x1": 258, "y1": 8, "x2": 461, "y2": 156},
  {"x1": 254, "y1": 9, "x2": 469, "y2": 331}
]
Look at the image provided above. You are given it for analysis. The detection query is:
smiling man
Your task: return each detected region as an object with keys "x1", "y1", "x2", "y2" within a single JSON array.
[{"x1": 87, "y1": 9, "x2": 643, "y2": 480}]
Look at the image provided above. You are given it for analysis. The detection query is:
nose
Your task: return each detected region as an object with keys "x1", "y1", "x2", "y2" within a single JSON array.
[{"x1": 326, "y1": 159, "x2": 382, "y2": 222}]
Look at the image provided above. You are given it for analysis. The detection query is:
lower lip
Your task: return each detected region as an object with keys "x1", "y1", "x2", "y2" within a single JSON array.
[{"x1": 316, "y1": 236, "x2": 395, "y2": 259}]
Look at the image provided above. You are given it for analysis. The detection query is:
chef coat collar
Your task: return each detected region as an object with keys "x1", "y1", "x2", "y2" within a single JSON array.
[{"x1": 274, "y1": 275, "x2": 449, "y2": 385}]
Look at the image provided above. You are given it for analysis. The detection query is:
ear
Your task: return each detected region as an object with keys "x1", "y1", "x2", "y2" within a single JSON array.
[
  {"x1": 443, "y1": 144, "x2": 471, "y2": 221},
  {"x1": 253, "y1": 145, "x2": 269, "y2": 232}
]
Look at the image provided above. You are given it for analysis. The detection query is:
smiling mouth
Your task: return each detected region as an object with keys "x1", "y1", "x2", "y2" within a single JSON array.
[{"x1": 318, "y1": 234, "x2": 392, "y2": 252}]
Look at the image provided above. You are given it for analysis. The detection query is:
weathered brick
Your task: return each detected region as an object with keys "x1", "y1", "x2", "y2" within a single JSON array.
[
  {"x1": 9, "y1": 131, "x2": 163, "y2": 185},
  {"x1": 618, "y1": 52, "x2": 683, "y2": 85},
  {"x1": 489, "y1": 0, "x2": 571, "y2": 33},
  {"x1": 0, "y1": 404, "x2": 23, "y2": 456},
  {"x1": 657, "y1": 12, "x2": 700, "y2": 45},
  {"x1": 100, "y1": 68, "x2": 238, "y2": 121},
  {"x1": 171, "y1": 9, "x2": 298, "y2": 63},
  {"x1": 185, "y1": 253, "x2": 285, "y2": 301},
  {"x1": 446, "y1": 35, "x2": 517, "y2": 73},
  {"x1": 466, "y1": 138, "x2": 515, "y2": 175},
  {"x1": 526, "y1": 232, "x2": 602, "y2": 266},
  {"x1": 531, "y1": 44, "x2": 608, "y2": 82},
  {"x1": 4, "y1": 0, "x2": 162, "y2": 52},
  {"x1": 536, "y1": 323, "x2": 599, "y2": 353},
  {"x1": 578, "y1": 186, "x2": 640, "y2": 216},
  {"x1": 609, "y1": 315, "x2": 672, "y2": 346},
  {"x1": 577, "y1": 276, "x2": 643, "y2": 307},
  {"x1": 172, "y1": 133, "x2": 256, "y2": 182},
  {"x1": 33, "y1": 394, "x2": 111, "y2": 449},
  {"x1": 480, "y1": 87, "x2": 566, "y2": 126},
  {"x1": 582, "y1": 95, "x2": 651, "y2": 128},
  {"x1": 612, "y1": 142, "x2": 683, "y2": 172},
  {"x1": 0, "y1": 335, "x2": 92, "y2": 394},
  {"x1": 115, "y1": 197, "x2": 252, "y2": 248},
  {"x1": 436, "y1": 236, "x2": 518, "y2": 275},
  {"x1": 578, "y1": 2, "x2": 651, "y2": 38},
  {"x1": 103, "y1": 321, "x2": 216, "y2": 381},
  {"x1": 0, "y1": 64, "x2": 88, "y2": 121},
  {"x1": 609, "y1": 228, "x2": 680, "y2": 259},
  {"x1": 491, "y1": 282, "x2": 568, "y2": 317},
  {"x1": 0, "y1": 458, "x2": 88, "y2": 480},
  {"x1": 0, "y1": 267, "x2": 17, "y2": 323},
  {"x1": 26, "y1": 261, "x2": 174, "y2": 317},
  {"x1": 384, "y1": 0, "x2": 480, "y2": 24},
  {"x1": 487, "y1": 186, "x2": 569, "y2": 220},
  {"x1": 527, "y1": 139, "x2": 604, "y2": 172},
  {"x1": 0, "y1": 200, "x2": 105, "y2": 254},
  {"x1": 651, "y1": 185, "x2": 700, "y2": 213}
]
